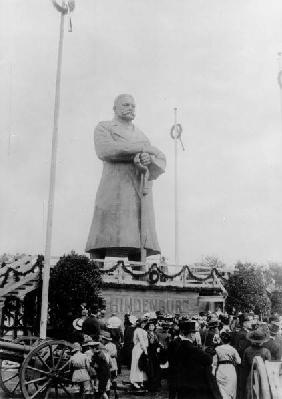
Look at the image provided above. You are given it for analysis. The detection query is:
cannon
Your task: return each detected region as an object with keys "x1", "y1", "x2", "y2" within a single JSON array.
[
  {"x1": 250, "y1": 356, "x2": 282, "y2": 399},
  {"x1": 0, "y1": 336, "x2": 74, "y2": 398}
]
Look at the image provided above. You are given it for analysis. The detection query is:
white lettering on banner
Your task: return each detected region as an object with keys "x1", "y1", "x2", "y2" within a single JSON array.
[{"x1": 105, "y1": 294, "x2": 198, "y2": 315}]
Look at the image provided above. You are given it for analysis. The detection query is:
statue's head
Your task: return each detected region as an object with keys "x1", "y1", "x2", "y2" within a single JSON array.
[{"x1": 113, "y1": 94, "x2": 136, "y2": 121}]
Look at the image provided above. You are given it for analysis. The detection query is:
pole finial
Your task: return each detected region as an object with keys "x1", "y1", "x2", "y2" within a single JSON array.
[{"x1": 52, "y1": 0, "x2": 75, "y2": 14}]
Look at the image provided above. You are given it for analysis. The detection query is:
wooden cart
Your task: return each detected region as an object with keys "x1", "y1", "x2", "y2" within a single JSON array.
[
  {"x1": 250, "y1": 356, "x2": 282, "y2": 399},
  {"x1": 0, "y1": 336, "x2": 74, "y2": 398}
]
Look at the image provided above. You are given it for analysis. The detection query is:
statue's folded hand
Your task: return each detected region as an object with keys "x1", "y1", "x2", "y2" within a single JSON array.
[
  {"x1": 133, "y1": 153, "x2": 148, "y2": 172},
  {"x1": 139, "y1": 152, "x2": 152, "y2": 166}
]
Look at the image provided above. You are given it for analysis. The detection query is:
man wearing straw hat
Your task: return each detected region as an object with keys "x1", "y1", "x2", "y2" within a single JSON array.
[{"x1": 85, "y1": 94, "x2": 166, "y2": 262}]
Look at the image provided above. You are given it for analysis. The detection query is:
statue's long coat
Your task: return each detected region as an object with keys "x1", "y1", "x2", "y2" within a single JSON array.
[{"x1": 85, "y1": 119, "x2": 166, "y2": 258}]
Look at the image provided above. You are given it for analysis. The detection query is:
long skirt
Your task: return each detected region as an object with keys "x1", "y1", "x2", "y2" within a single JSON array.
[
  {"x1": 147, "y1": 350, "x2": 161, "y2": 392},
  {"x1": 216, "y1": 364, "x2": 237, "y2": 399},
  {"x1": 130, "y1": 343, "x2": 147, "y2": 384}
]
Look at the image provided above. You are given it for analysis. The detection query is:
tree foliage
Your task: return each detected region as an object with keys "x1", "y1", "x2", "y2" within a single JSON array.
[
  {"x1": 48, "y1": 253, "x2": 102, "y2": 336},
  {"x1": 271, "y1": 290, "x2": 282, "y2": 315},
  {"x1": 225, "y1": 262, "x2": 271, "y2": 315},
  {"x1": 193, "y1": 255, "x2": 226, "y2": 269},
  {"x1": 268, "y1": 262, "x2": 282, "y2": 289}
]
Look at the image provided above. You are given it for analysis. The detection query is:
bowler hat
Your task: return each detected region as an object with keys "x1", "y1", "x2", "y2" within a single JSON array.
[{"x1": 179, "y1": 321, "x2": 197, "y2": 334}]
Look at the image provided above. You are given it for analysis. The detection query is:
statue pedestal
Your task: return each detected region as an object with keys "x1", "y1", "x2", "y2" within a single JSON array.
[{"x1": 90, "y1": 248, "x2": 147, "y2": 280}]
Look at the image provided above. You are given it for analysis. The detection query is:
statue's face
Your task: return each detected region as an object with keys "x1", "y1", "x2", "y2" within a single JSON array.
[{"x1": 114, "y1": 95, "x2": 136, "y2": 121}]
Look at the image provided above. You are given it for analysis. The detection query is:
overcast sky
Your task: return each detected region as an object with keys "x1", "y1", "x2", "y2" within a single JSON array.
[{"x1": 1, "y1": 0, "x2": 282, "y2": 267}]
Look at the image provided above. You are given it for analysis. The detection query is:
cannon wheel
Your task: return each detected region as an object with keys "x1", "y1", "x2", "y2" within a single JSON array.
[
  {"x1": 0, "y1": 336, "x2": 41, "y2": 397},
  {"x1": 20, "y1": 339, "x2": 73, "y2": 399},
  {"x1": 250, "y1": 356, "x2": 271, "y2": 399}
]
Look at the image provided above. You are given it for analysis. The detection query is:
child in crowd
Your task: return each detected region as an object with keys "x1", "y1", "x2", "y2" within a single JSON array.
[
  {"x1": 69, "y1": 342, "x2": 92, "y2": 396},
  {"x1": 100, "y1": 331, "x2": 118, "y2": 378},
  {"x1": 91, "y1": 342, "x2": 112, "y2": 399}
]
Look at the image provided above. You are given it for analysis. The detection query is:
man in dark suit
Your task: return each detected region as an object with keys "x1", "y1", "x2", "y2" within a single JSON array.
[
  {"x1": 167, "y1": 332, "x2": 182, "y2": 399},
  {"x1": 231, "y1": 313, "x2": 252, "y2": 399},
  {"x1": 82, "y1": 306, "x2": 101, "y2": 341},
  {"x1": 173, "y1": 321, "x2": 215, "y2": 399},
  {"x1": 231, "y1": 313, "x2": 252, "y2": 358}
]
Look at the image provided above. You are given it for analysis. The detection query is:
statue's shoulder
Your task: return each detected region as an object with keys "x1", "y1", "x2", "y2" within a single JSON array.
[{"x1": 95, "y1": 120, "x2": 113, "y2": 131}]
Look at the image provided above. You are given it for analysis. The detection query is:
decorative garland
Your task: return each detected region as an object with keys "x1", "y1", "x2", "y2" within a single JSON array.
[
  {"x1": 0, "y1": 255, "x2": 44, "y2": 289},
  {"x1": 93, "y1": 260, "x2": 227, "y2": 284},
  {"x1": 214, "y1": 268, "x2": 228, "y2": 282},
  {"x1": 149, "y1": 269, "x2": 159, "y2": 284},
  {"x1": 0, "y1": 255, "x2": 228, "y2": 291}
]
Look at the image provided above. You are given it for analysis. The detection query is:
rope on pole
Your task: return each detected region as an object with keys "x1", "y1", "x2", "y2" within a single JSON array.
[
  {"x1": 170, "y1": 108, "x2": 185, "y2": 266},
  {"x1": 170, "y1": 109, "x2": 185, "y2": 151}
]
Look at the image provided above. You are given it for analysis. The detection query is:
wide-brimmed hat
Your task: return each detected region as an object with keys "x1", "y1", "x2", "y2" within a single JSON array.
[
  {"x1": 71, "y1": 342, "x2": 82, "y2": 353},
  {"x1": 269, "y1": 323, "x2": 280, "y2": 336},
  {"x1": 128, "y1": 315, "x2": 138, "y2": 325},
  {"x1": 82, "y1": 340, "x2": 100, "y2": 347},
  {"x1": 164, "y1": 314, "x2": 174, "y2": 321},
  {"x1": 157, "y1": 322, "x2": 170, "y2": 330},
  {"x1": 143, "y1": 312, "x2": 157, "y2": 320},
  {"x1": 100, "y1": 331, "x2": 112, "y2": 341},
  {"x1": 72, "y1": 318, "x2": 84, "y2": 331},
  {"x1": 136, "y1": 317, "x2": 147, "y2": 326},
  {"x1": 247, "y1": 329, "x2": 268, "y2": 345},
  {"x1": 147, "y1": 318, "x2": 157, "y2": 325}
]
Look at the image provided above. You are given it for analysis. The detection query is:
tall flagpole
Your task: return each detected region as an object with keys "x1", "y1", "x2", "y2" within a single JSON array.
[
  {"x1": 170, "y1": 109, "x2": 184, "y2": 266},
  {"x1": 277, "y1": 52, "x2": 282, "y2": 126},
  {"x1": 40, "y1": 0, "x2": 75, "y2": 339}
]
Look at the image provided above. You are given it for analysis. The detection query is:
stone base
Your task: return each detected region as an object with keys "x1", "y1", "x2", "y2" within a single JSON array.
[
  {"x1": 89, "y1": 247, "x2": 142, "y2": 261},
  {"x1": 102, "y1": 283, "x2": 225, "y2": 318}
]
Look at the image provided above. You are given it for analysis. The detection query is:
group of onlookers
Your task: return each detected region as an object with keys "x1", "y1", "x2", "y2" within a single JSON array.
[{"x1": 69, "y1": 306, "x2": 282, "y2": 399}]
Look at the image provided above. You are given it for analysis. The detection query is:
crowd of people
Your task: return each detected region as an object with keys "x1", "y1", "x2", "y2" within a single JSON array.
[{"x1": 69, "y1": 305, "x2": 282, "y2": 399}]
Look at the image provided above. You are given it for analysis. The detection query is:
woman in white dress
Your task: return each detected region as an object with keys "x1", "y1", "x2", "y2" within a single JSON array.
[
  {"x1": 130, "y1": 319, "x2": 149, "y2": 389},
  {"x1": 213, "y1": 331, "x2": 241, "y2": 399}
]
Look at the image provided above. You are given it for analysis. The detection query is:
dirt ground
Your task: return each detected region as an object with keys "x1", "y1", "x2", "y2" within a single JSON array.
[
  {"x1": 115, "y1": 367, "x2": 168, "y2": 399},
  {"x1": 0, "y1": 366, "x2": 168, "y2": 399}
]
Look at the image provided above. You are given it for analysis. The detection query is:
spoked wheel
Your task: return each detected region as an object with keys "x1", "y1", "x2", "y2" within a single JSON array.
[
  {"x1": 250, "y1": 356, "x2": 271, "y2": 399},
  {"x1": 0, "y1": 336, "x2": 40, "y2": 397},
  {"x1": 20, "y1": 340, "x2": 73, "y2": 399}
]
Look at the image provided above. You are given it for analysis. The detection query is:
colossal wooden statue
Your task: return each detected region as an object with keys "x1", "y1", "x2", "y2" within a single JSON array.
[{"x1": 86, "y1": 94, "x2": 166, "y2": 261}]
